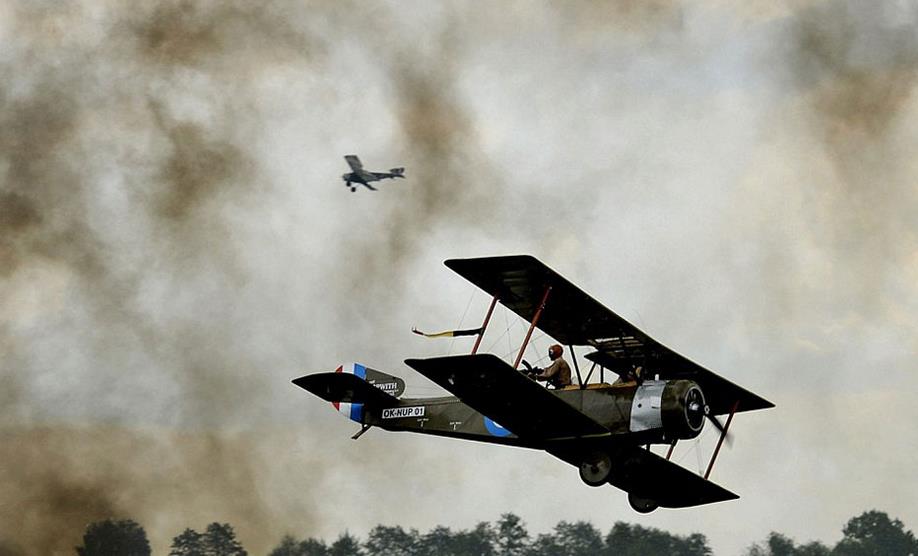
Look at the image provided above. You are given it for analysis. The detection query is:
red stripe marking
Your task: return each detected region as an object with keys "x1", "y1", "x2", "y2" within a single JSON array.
[{"x1": 332, "y1": 365, "x2": 344, "y2": 409}]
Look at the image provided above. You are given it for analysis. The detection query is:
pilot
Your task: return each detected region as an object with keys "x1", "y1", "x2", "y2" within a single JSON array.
[{"x1": 531, "y1": 344, "x2": 572, "y2": 389}]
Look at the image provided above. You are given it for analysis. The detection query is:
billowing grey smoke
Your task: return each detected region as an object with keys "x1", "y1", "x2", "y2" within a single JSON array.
[{"x1": 2, "y1": 2, "x2": 917, "y2": 555}]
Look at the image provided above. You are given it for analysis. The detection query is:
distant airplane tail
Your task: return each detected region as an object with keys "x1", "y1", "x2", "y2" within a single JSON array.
[
  {"x1": 292, "y1": 363, "x2": 405, "y2": 423},
  {"x1": 389, "y1": 167, "x2": 405, "y2": 177}
]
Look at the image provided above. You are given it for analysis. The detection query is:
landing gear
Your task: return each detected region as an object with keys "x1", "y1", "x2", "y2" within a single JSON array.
[
  {"x1": 628, "y1": 492, "x2": 659, "y2": 513},
  {"x1": 579, "y1": 451, "x2": 612, "y2": 487},
  {"x1": 350, "y1": 187, "x2": 356, "y2": 192}
]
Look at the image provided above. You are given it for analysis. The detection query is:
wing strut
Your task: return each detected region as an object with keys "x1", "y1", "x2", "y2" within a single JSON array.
[
  {"x1": 471, "y1": 295, "x2": 498, "y2": 355},
  {"x1": 583, "y1": 361, "x2": 597, "y2": 385},
  {"x1": 704, "y1": 400, "x2": 739, "y2": 479},
  {"x1": 512, "y1": 286, "x2": 552, "y2": 369},
  {"x1": 568, "y1": 344, "x2": 584, "y2": 388}
]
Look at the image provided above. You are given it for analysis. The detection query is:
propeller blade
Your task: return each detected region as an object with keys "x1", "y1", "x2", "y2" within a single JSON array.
[{"x1": 707, "y1": 414, "x2": 733, "y2": 446}]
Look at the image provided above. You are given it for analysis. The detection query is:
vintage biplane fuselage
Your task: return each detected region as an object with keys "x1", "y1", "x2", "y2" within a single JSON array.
[
  {"x1": 294, "y1": 256, "x2": 773, "y2": 513},
  {"x1": 339, "y1": 376, "x2": 705, "y2": 448}
]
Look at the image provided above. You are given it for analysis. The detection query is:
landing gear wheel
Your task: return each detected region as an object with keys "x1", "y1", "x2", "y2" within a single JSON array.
[
  {"x1": 579, "y1": 452, "x2": 612, "y2": 487},
  {"x1": 628, "y1": 493, "x2": 659, "y2": 513},
  {"x1": 350, "y1": 187, "x2": 356, "y2": 192}
]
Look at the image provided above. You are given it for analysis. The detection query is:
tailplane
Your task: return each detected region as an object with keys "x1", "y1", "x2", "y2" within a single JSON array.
[{"x1": 292, "y1": 363, "x2": 404, "y2": 422}]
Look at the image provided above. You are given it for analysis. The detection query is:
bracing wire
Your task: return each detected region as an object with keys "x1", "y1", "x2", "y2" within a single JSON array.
[
  {"x1": 448, "y1": 287, "x2": 476, "y2": 355},
  {"x1": 674, "y1": 426, "x2": 709, "y2": 468},
  {"x1": 696, "y1": 438, "x2": 704, "y2": 476},
  {"x1": 505, "y1": 307, "x2": 512, "y2": 362},
  {"x1": 485, "y1": 310, "x2": 517, "y2": 354}
]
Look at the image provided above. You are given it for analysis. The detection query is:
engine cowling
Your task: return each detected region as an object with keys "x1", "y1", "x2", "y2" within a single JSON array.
[
  {"x1": 630, "y1": 379, "x2": 706, "y2": 440},
  {"x1": 661, "y1": 380, "x2": 706, "y2": 439}
]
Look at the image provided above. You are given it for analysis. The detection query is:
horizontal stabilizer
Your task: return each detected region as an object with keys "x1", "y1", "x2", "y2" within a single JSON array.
[
  {"x1": 405, "y1": 354, "x2": 609, "y2": 441},
  {"x1": 293, "y1": 372, "x2": 400, "y2": 407}
]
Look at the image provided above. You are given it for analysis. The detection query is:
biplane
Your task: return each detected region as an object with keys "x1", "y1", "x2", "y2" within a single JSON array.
[
  {"x1": 341, "y1": 155, "x2": 405, "y2": 192},
  {"x1": 294, "y1": 255, "x2": 773, "y2": 512}
]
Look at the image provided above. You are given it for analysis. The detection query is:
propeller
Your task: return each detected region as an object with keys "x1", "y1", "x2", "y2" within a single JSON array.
[
  {"x1": 706, "y1": 411, "x2": 733, "y2": 446},
  {"x1": 685, "y1": 387, "x2": 733, "y2": 445}
]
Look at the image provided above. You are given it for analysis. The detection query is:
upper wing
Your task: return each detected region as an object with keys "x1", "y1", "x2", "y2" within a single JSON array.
[
  {"x1": 445, "y1": 255, "x2": 774, "y2": 415},
  {"x1": 344, "y1": 155, "x2": 363, "y2": 172},
  {"x1": 584, "y1": 348, "x2": 772, "y2": 415},
  {"x1": 445, "y1": 255, "x2": 633, "y2": 345},
  {"x1": 404, "y1": 354, "x2": 610, "y2": 441}
]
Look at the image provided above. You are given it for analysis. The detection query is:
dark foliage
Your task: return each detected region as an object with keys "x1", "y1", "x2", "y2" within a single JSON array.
[
  {"x1": 166, "y1": 523, "x2": 246, "y2": 556},
  {"x1": 77, "y1": 508, "x2": 914, "y2": 556},
  {"x1": 169, "y1": 528, "x2": 205, "y2": 556},
  {"x1": 75, "y1": 519, "x2": 150, "y2": 556},
  {"x1": 268, "y1": 535, "x2": 329, "y2": 556},
  {"x1": 745, "y1": 511, "x2": 916, "y2": 556},
  {"x1": 202, "y1": 523, "x2": 247, "y2": 556},
  {"x1": 328, "y1": 532, "x2": 363, "y2": 556},
  {"x1": 270, "y1": 513, "x2": 709, "y2": 556},
  {"x1": 834, "y1": 511, "x2": 918, "y2": 556}
]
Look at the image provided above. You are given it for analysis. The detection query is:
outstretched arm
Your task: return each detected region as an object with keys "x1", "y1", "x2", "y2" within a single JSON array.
[{"x1": 534, "y1": 360, "x2": 560, "y2": 381}]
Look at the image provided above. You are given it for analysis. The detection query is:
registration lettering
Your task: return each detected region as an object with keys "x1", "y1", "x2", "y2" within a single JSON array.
[{"x1": 382, "y1": 406, "x2": 426, "y2": 419}]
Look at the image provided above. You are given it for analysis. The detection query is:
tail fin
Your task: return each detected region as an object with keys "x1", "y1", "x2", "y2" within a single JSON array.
[
  {"x1": 292, "y1": 363, "x2": 404, "y2": 422},
  {"x1": 389, "y1": 167, "x2": 405, "y2": 177},
  {"x1": 362, "y1": 365, "x2": 406, "y2": 397}
]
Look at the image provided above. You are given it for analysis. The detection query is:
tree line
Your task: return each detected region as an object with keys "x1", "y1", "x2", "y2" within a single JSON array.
[{"x1": 70, "y1": 510, "x2": 917, "y2": 555}]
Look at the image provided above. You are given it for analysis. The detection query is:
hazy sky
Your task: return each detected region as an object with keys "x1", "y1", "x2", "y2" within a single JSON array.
[{"x1": 2, "y1": 1, "x2": 917, "y2": 554}]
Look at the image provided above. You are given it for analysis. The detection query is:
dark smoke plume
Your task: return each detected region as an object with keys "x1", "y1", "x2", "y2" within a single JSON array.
[
  {"x1": 0, "y1": 2, "x2": 318, "y2": 553},
  {"x1": 786, "y1": 1, "x2": 918, "y2": 312}
]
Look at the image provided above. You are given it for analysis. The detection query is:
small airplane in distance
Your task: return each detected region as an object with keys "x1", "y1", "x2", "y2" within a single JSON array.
[{"x1": 342, "y1": 155, "x2": 405, "y2": 192}]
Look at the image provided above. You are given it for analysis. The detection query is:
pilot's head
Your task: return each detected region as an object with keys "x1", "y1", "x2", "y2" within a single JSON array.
[{"x1": 548, "y1": 344, "x2": 563, "y2": 360}]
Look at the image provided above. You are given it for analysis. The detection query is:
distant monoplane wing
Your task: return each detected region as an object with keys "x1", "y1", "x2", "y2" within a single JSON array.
[
  {"x1": 404, "y1": 354, "x2": 610, "y2": 441},
  {"x1": 344, "y1": 155, "x2": 363, "y2": 172},
  {"x1": 445, "y1": 255, "x2": 774, "y2": 415}
]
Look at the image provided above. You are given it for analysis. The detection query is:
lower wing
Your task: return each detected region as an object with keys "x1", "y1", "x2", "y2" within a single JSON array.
[
  {"x1": 550, "y1": 444, "x2": 739, "y2": 508},
  {"x1": 404, "y1": 354, "x2": 609, "y2": 441}
]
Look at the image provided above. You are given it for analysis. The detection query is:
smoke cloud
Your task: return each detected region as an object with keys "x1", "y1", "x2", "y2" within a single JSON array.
[{"x1": 2, "y1": 1, "x2": 916, "y2": 555}]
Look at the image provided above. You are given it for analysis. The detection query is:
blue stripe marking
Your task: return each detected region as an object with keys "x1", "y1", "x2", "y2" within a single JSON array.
[
  {"x1": 351, "y1": 364, "x2": 366, "y2": 422},
  {"x1": 484, "y1": 417, "x2": 512, "y2": 437}
]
